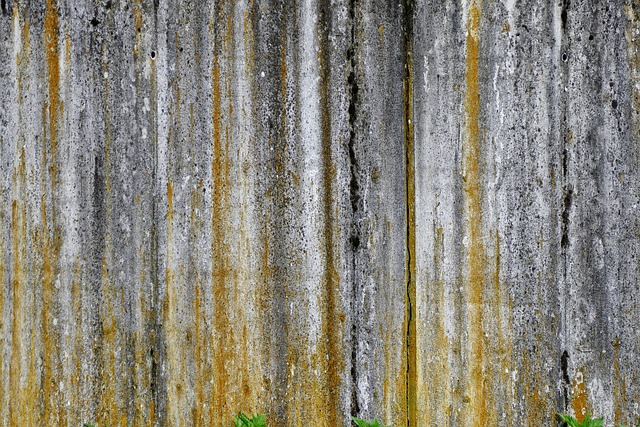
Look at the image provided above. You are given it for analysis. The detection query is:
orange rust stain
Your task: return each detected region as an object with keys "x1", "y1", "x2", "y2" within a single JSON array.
[
  {"x1": 9, "y1": 149, "x2": 29, "y2": 426},
  {"x1": 164, "y1": 178, "x2": 178, "y2": 425},
  {"x1": 164, "y1": 182, "x2": 188, "y2": 427},
  {"x1": 133, "y1": 0, "x2": 143, "y2": 58},
  {"x1": 193, "y1": 281, "x2": 205, "y2": 427},
  {"x1": 210, "y1": 45, "x2": 234, "y2": 424},
  {"x1": 521, "y1": 347, "x2": 549, "y2": 425},
  {"x1": 427, "y1": 226, "x2": 450, "y2": 425},
  {"x1": 97, "y1": 43, "x2": 118, "y2": 426},
  {"x1": 463, "y1": 2, "x2": 489, "y2": 427},
  {"x1": 572, "y1": 369, "x2": 588, "y2": 422},
  {"x1": 318, "y1": 29, "x2": 343, "y2": 427},
  {"x1": 188, "y1": 178, "x2": 208, "y2": 424},
  {"x1": 45, "y1": 0, "x2": 60, "y2": 191},
  {"x1": 65, "y1": 31, "x2": 71, "y2": 62},
  {"x1": 70, "y1": 260, "x2": 82, "y2": 425},
  {"x1": 492, "y1": 232, "x2": 513, "y2": 421},
  {"x1": 241, "y1": 324, "x2": 251, "y2": 400},
  {"x1": 9, "y1": 203, "x2": 23, "y2": 426},
  {"x1": 612, "y1": 339, "x2": 626, "y2": 425},
  {"x1": 167, "y1": 180, "x2": 173, "y2": 230}
]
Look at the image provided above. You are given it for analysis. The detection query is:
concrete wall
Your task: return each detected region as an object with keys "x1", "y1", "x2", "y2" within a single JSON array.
[{"x1": 0, "y1": 0, "x2": 639, "y2": 426}]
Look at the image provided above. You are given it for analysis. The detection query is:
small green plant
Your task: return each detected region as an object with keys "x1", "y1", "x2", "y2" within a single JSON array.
[
  {"x1": 559, "y1": 412, "x2": 640, "y2": 427},
  {"x1": 351, "y1": 416, "x2": 395, "y2": 427},
  {"x1": 233, "y1": 412, "x2": 267, "y2": 427},
  {"x1": 559, "y1": 412, "x2": 603, "y2": 427}
]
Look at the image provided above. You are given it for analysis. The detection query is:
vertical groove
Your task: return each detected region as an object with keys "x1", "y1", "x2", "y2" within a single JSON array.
[{"x1": 403, "y1": 1, "x2": 417, "y2": 426}]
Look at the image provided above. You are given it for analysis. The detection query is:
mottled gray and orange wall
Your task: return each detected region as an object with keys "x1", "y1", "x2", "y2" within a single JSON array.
[{"x1": 0, "y1": 0, "x2": 639, "y2": 426}]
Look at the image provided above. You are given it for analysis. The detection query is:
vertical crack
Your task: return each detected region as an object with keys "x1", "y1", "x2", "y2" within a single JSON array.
[
  {"x1": 561, "y1": 350, "x2": 570, "y2": 412},
  {"x1": 403, "y1": 0, "x2": 417, "y2": 426},
  {"x1": 558, "y1": 0, "x2": 571, "y2": 417},
  {"x1": 347, "y1": 0, "x2": 361, "y2": 418}
]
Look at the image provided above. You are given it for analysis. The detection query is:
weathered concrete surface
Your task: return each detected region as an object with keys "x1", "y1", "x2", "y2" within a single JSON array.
[{"x1": 0, "y1": 0, "x2": 639, "y2": 426}]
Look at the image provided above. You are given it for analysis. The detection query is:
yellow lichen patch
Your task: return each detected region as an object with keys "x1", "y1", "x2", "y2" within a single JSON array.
[
  {"x1": 572, "y1": 369, "x2": 588, "y2": 422},
  {"x1": 462, "y1": 1, "x2": 490, "y2": 427}
]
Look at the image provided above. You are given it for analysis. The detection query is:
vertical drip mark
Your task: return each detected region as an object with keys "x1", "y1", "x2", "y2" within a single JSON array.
[
  {"x1": 463, "y1": 2, "x2": 487, "y2": 427},
  {"x1": 402, "y1": 0, "x2": 417, "y2": 426},
  {"x1": 149, "y1": 34, "x2": 161, "y2": 427},
  {"x1": 44, "y1": 1, "x2": 62, "y2": 425},
  {"x1": 612, "y1": 340, "x2": 625, "y2": 425},
  {"x1": 70, "y1": 260, "x2": 82, "y2": 425},
  {"x1": 210, "y1": 40, "x2": 232, "y2": 423},
  {"x1": 98, "y1": 42, "x2": 117, "y2": 427},
  {"x1": 164, "y1": 178, "x2": 176, "y2": 425},
  {"x1": 318, "y1": 1, "x2": 343, "y2": 425},
  {"x1": 429, "y1": 223, "x2": 449, "y2": 425},
  {"x1": 9, "y1": 150, "x2": 26, "y2": 426},
  {"x1": 320, "y1": 1, "x2": 343, "y2": 426}
]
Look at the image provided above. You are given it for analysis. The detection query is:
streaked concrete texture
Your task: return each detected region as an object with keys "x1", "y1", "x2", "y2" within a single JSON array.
[{"x1": 0, "y1": 0, "x2": 638, "y2": 426}]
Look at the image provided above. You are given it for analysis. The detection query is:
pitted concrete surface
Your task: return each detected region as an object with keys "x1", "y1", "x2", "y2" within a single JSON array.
[{"x1": 0, "y1": 1, "x2": 639, "y2": 426}]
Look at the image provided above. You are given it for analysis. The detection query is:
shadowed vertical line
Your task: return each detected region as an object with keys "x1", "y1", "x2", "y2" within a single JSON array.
[{"x1": 402, "y1": 0, "x2": 417, "y2": 426}]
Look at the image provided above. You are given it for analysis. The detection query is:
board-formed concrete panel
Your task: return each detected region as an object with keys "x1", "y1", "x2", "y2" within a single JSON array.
[{"x1": 0, "y1": 1, "x2": 638, "y2": 426}]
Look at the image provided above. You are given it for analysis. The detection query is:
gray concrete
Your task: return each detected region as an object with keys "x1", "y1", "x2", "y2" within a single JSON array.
[{"x1": 0, "y1": 0, "x2": 639, "y2": 426}]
